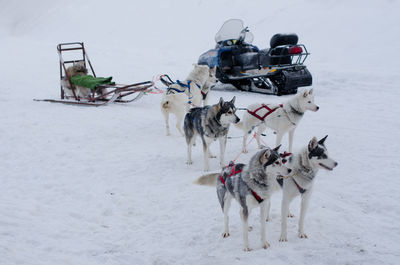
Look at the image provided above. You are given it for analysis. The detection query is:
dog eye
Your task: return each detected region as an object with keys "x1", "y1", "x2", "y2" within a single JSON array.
[
  {"x1": 274, "y1": 161, "x2": 280, "y2": 165},
  {"x1": 308, "y1": 101, "x2": 311, "y2": 103},
  {"x1": 227, "y1": 111, "x2": 233, "y2": 114}
]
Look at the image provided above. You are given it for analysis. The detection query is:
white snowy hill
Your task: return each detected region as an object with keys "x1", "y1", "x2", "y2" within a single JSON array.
[{"x1": 1, "y1": 0, "x2": 399, "y2": 264}]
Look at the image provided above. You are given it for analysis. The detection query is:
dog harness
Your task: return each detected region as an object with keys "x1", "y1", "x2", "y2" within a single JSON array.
[
  {"x1": 247, "y1": 104, "x2": 283, "y2": 121},
  {"x1": 169, "y1": 80, "x2": 201, "y2": 105},
  {"x1": 276, "y1": 177, "x2": 306, "y2": 194},
  {"x1": 276, "y1": 152, "x2": 306, "y2": 194},
  {"x1": 220, "y1": 163, "x2": 264, "y2": 203}
]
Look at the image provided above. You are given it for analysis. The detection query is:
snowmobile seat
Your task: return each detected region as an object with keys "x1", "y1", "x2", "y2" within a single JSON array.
[
  {"x1": 269, "y1": 34, "x2": 298, "y2": 65},
  {"x1": 259, "y1": 49, "x2": 271, "y2": 67},
  {"x1": 235, "y1": 52, "x2": 259, "y2": 70},
  {"x1": 270, "y1": 33, "x2": 298, "y2": 48}
]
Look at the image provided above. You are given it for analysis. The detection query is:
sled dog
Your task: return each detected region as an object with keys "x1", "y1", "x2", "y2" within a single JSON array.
[
  {"x1": 194, "y1": 146, "x2": 291, "y2": 251},
  {"x1": 61, "y1": 62, "x2": 94, "y2": 98},
  {"x1": 279, "y1": 135, "x2": 337, "y2": 241},
  {"x1": 160, "y1": 64, "x2": 216, "y2": 136},
  {"x1": 201, "y1": 67, "x2": 217, "y2": 106},
  {"x1": 237, "y1": 89, "x2": 319, "y2": 153},
  {"x1": 184, "y1": 97, "x2": 239, "y2": 171}
]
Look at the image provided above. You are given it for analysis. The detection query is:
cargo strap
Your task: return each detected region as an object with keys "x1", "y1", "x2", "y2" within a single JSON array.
[
  {"x1": 219, "y1": 163, "x2": 264, "y2": 203},
  {"x1": 247, "y1": 104, "x2": 283, "y2": 121}
]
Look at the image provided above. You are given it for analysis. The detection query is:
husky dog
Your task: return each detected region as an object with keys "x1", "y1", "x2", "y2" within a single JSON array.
[
  {"x1": 279, "y1": 136, "x2": 338, "y2": 242},
  {"x1": 237, "y1": 89, "x2": 319, "y2": 153},
  {"x1": 61, "y1": 62, "x2": 91, "y2": 98},
  {"x1": 201, "y1": 66, "x2": 217, "y2": 106},
  {"x1": 160, "y1": 64, "x2": 216, "y2": 136},
  {"x1": 184, "y1": 97, "x2": 240, "y2": 171},
  {"x1": 194, "y1": 146, "x2": 291, "y2": 251}
]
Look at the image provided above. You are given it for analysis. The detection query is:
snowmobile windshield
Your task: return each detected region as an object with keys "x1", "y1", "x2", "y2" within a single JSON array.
[{"x1": 215, "y1": 19, "x2": 254, "y2": 44}]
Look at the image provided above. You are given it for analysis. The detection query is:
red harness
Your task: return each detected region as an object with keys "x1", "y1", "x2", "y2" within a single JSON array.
[
  {"x1": 219, "y1": 164, "x2": 264, "y2": 203},
  {"x1": 247, "y1": 104, "x2": 283, "y2": 121}
]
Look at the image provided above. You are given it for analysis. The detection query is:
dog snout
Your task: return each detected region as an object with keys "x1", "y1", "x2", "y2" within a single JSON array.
[
  {"x1": 287, "y1": 168, "x2": 292, "y2": 173},
  {"x1": 235, "y1": 116, "x2": 240, "y2": 123},
  {"x1": 315, "y1": 106, "x2": 320, "y2": 111},
  {"x1": 334, "y1": 162, "x2": 338, "y2": 167}
]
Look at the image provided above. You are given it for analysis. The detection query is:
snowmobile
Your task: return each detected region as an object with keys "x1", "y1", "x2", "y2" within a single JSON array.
[{"x1": 198, "y1": 19, "x2": 312, "y2": 95}]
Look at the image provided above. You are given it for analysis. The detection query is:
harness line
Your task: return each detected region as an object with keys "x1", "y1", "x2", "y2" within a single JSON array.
[{"x1": 232, "y1": 133, "x2": 257, "y2": 162}]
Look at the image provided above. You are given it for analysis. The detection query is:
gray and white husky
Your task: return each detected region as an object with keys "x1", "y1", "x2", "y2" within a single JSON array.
[
  {"x1": 279, "y1": 135, "x2": 338, "y2": 242},
  {"x1": 160, "y1": 64, "x2": 216, "y2": 136},
  {"x1": 237, "y1": 89, "x2": 319, "y2": 153},
  {"x1": 184, "y1": 97, "x2": 240, "y2": 171},
  {"x1": 194, "y1": 146, "x2": 291, "y2": 251}
]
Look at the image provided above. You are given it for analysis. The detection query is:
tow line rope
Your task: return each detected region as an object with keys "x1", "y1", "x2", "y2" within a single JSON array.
[{"x1": 231, "y1": 133, "x2": 257, "y2": 162}]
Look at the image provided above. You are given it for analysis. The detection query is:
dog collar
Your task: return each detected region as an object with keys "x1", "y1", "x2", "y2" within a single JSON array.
[
  {"x1": 298, "y1": 155, "x2": 313, "y2": 174},
  {"x1": 289, "y1": 104, "x2": 304, "y2": 116}
]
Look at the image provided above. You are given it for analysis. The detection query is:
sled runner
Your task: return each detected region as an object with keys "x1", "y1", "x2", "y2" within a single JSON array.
[{"x1": 35, "y1": 42, "x2": 153, "y2": 106}]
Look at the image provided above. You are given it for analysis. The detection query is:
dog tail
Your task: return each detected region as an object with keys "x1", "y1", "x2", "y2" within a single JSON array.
[
  {"x1": 193, "y1": 173, "x2": 219, "y2": 186},
  {"x1": 161, "y1": 95, "x2": 171, "y2": 110},
  {"x1": 162, "y1": 100, "x2": 170, "y2": 109}
]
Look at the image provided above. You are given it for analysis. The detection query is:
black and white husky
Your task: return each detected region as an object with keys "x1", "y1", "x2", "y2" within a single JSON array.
[
  {"x1": 194, "y1": 146, "x2": 291, "y2": 251},
  {"x1": 184, "y1": 97, "x2": 240, "y2": 171},
  {"x1": 279, "y1": 135, "x2": 338, "y2": 242},
  {"x1": 237, "y1": 89, "x2": 319, "y2": 153}
]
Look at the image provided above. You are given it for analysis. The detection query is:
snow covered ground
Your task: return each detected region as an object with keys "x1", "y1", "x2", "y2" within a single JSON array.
[{"x1": 1, "y1": 0, "x2": 400, "y2": 264}]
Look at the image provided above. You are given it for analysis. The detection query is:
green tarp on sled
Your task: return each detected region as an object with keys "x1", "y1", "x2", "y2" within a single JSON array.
[{"x1": 70, "y1": 75, "x2": 115, "y2": 90}]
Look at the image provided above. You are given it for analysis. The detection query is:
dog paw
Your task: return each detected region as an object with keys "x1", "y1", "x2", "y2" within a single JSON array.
[
  {"x1": 243, "y1": 247, "x2": 252, "y2": 252},
  {"x1": 208, "y1": 154, "x2": 217, "y2": 158},
  {"x1": 248, "y1": 226, "x2": 253, "y2": 232},
  {"x1": 242, "y1": 149, "x2": 248, "y2": 153},
  {"x1": 266, "y1": 217, "x2": 270, "y2": 222},
  {"x1": 298, "y1": 233, "x2": 308, "y2": 239},
  {"x1": 287, "y1": 213, "x2": 295, "y2": 218},
  {"x1": 262, "y1": 242, "x2": 270, "y2": 249},
  {"x1": 186, "y1": 161, "x2": 193, "y2": 165},
  {"x1": 222, "y1": 232, "x2": 230, "y2": 238},
  {"x1": 279, "y1": 235, "x2": 288, "y2": 242}
]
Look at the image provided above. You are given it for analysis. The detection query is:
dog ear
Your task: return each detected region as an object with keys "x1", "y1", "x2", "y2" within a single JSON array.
[
  {"x1": 309, "y1": 88, "x2": 313, "y2": 95},
  {"x1": 230, "y1": 96, "x2": 236, "y2": 105},
  {"x1": 318, "y1": 135, "x2": 328, "y2": 145},
  {"x1": 303, "y1": 90, "x2": 309, "y2": 98},
  {"x1": 260, "y1": 148, "x2": 271, "y2": 164},
  {"x1": 273, "y1": 144, "x2": 281, "y2": 152},
  {"x1": 308, "y1": 137, "x2": 318, "y2": 151},
  {"x1": 218, "y1": 97, "x2": 224, "y2": 108}
]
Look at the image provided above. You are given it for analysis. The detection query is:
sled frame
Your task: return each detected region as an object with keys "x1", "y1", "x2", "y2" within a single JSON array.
[{"x1": 57, "y1": 42, "x2": 153, "y2": 104}]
